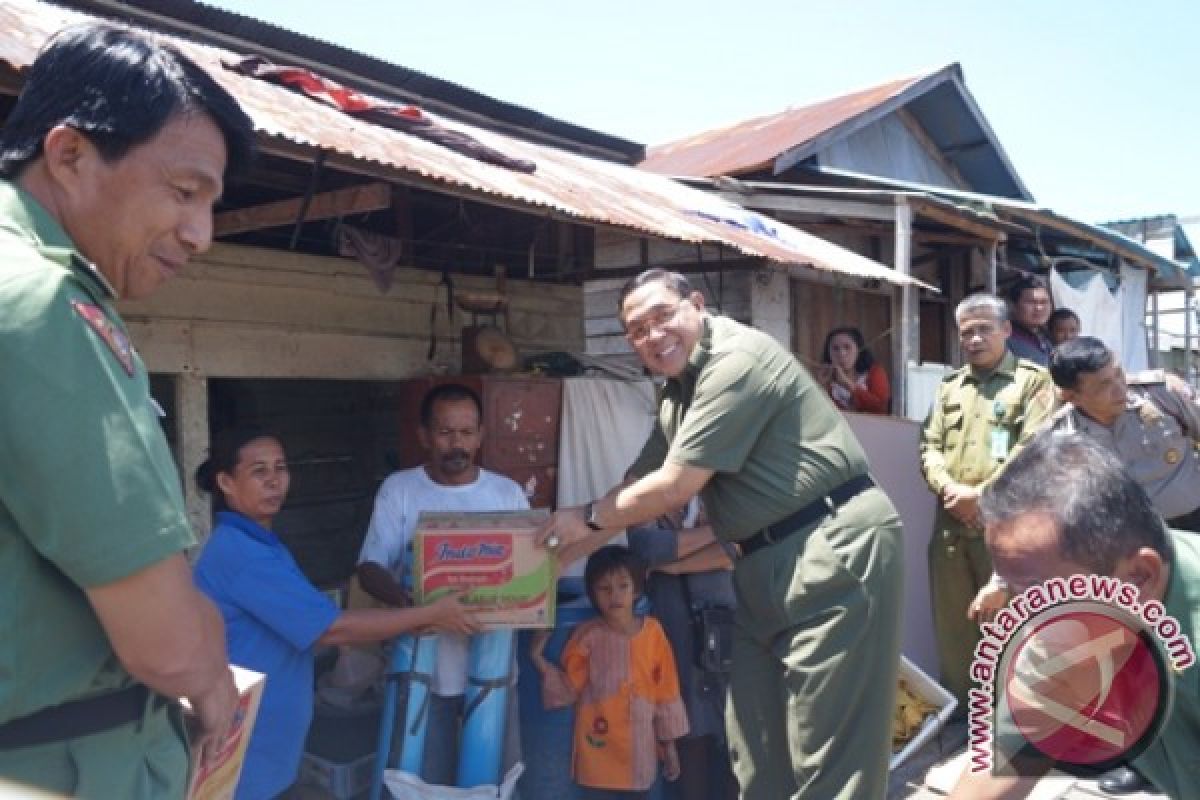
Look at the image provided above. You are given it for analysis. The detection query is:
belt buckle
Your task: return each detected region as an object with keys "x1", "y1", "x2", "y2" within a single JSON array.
[{"x1": 825, "y1": 495, "x2": 837, "y2": 517}]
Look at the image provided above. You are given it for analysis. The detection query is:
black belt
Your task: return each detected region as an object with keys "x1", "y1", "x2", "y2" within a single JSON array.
[
  {"x1": 737, "y1": 475, "x2": 875, "y2": 558},
  {"x1": 0, "y1": 685, "x2": 169, "y2": 750}
]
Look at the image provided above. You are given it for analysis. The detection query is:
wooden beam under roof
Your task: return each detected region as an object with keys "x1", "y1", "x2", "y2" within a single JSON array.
[
  {"x1": 910, "y1": 198, "x2": 1009, "y2": 242},
  {"x1": 214, "y1": 181, "x2": 392, "y2": 237}
]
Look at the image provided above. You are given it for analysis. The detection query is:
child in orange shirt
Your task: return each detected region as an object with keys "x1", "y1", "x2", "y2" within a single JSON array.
[{"x1": 532, "y1": 545, "x2": 689, "y2": 799}]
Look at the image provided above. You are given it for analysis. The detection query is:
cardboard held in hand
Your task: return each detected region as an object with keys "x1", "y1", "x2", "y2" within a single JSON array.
[
  {"x1": 183, "y1": 665, "x2": 266, "y2": 800},
  {"x1": 414, "y1": 509, "x2": 556, "y2": 629}
]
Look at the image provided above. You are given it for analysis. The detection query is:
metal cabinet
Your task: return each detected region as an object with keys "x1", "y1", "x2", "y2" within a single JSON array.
[{"x1": 395, "y1": 376, "x2": 562, "y2": 509}]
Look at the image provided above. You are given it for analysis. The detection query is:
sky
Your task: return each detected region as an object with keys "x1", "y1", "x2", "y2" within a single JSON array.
[{"x1": 205, "y1": 0, "x2": 1198, "y2": 225}]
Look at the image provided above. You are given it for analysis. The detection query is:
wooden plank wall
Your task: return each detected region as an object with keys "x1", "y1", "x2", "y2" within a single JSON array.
[
  {"x1": 587, "y1": 228, "x2": 750, "y2": 358},
  {"x1": 119, "y1": 243, "x2": 585, "y2": 380},
  {"x1": 792, "y1": 279, "x2": 894, "y2": 379},
  {"x1": 585, "y1": 271, "x2": 752, "y2": 357},
  {"x1": 120, "y1": 242, "x2": 584, "y2": 568}
]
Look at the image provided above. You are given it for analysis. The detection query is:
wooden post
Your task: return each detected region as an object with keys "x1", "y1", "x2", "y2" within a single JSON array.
[
  {"x1": 986, "y1": 241, "x2": 999, "y2": 294},
  {"x1": 176, "y1": 372, "x2": 211, "y2": 551},
  {"x1": 1187, "y1": 287, "x2": 1196, "y2": 385},
  {"x1": 1150, "y1": 291, "x2": 1160, "y2": 369},
  {"x1": 893, "y1": 200, "x2": 916, "y2": 417}
]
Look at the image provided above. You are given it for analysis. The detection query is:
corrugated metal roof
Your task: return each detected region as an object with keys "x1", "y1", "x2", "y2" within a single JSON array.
[
  {"x1": 731, "y1": 167, "x2": 1188, "y2": 288},
  {"x1": 641, "y1": 73, "x2": 926, "y2": 179},
  {"x1": 640, "y1": 65, "x2": 1031, "y2": 201},
  {"x1": 0, "y1": 0, "x2": 926, "y2": 288},
  {"x1": 67, "y1": 0, "x2": 645, "y2": 163}
]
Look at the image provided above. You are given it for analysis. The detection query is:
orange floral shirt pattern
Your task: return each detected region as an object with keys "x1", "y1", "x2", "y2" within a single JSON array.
[{"x1": 540, "y1": 616, "x2": 689, "y2": 791}]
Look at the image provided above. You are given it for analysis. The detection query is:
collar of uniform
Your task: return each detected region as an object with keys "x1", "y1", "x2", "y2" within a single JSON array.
[
  {"x1": 1010, "y1": 322, "x2": 1048, "y2": 345},
  {"x1": 0, "y1": 180, "x2": 119, "y2": 301},
  {"x1": 968, "y1": 348, "x2": 1018, "y2": 383},
  {"x1": 679, "y1": 313, "x2": 716, "y2": 383},
  {"x1": 216, "y1": 510, "x2": 280, "y2": 547}
]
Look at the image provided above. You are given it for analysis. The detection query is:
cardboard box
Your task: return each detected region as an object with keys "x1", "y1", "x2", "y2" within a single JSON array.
[
  {"x1": 890, "y1": 655, "x2": 957, "y2": 771},
  {"x1": 413, "y1": 510, "x2": 555, "y2": 629},
  {"x1": 184, "y1": 665, "x2": 266, "y2": 800}
]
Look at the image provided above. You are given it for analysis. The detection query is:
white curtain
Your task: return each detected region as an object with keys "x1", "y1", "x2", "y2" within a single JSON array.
[
  {"x1": 556, "y1": 377, "x2": 657, "y2": 575},
  {"x1": 1120, "y1": 264, "x2": 1149, "y2": 372},
  {"x1": 1050, "y1": 267, "x2": 1148, "y2": 371}
]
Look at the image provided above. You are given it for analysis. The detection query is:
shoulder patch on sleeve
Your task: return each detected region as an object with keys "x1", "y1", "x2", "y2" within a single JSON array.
[{"x1": 71, "y1": 300, "x2": 134, "y2": 376}]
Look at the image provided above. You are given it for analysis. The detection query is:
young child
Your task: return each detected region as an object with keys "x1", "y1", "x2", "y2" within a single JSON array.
[
  {"x1": 532, "y1": 545, "x2": 689, "y2": 800},
  {"x1": 1047, "y1": 307, "x2": 1081, "y2": 346}
]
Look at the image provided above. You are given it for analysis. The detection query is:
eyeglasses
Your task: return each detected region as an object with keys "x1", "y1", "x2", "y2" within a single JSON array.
[{"x1": 624, "y1": 299, "x2": 690, "y2": 345}]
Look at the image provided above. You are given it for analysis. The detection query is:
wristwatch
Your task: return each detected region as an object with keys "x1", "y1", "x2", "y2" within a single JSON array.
[{"x1": 583, "y1": 501, "x2": 604, "y2": 531}]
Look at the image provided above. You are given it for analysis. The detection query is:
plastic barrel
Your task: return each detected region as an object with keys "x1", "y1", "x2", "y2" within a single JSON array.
[
  {"x1": 368, "y1": 634, "x2": 438, "y2": 800},
  {"x1": 456, "y1": 629, "x2": 515, "y2": 787}
]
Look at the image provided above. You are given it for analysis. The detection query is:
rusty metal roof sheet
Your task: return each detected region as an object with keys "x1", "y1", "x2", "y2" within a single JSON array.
[
  {"x1": 640, "y1": 73, "x2": 929, "y2": 178},
  {"x1": 0, "y1": 0, "x2": 926, "y2": 288},
  {"x1": 640, "y1": 65, "x2": 1031, "y2": 202}
]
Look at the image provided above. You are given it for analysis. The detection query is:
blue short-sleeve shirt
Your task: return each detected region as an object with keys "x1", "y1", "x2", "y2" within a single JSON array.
[{"x1": 194, "y1": 511, "x2": 341, "y2": 800}]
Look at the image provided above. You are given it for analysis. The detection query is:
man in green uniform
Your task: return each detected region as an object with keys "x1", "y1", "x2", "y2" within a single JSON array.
[
  {"x1": 920, "y1": 293, "x2": 1055, "y2": 710},
  {"x1": 949, "y1": 433, "x2": 1200, "y2": 799},
  {"x1": 989, "y1": 335, "x2": 1200, "y2": 795},
  {"x1": 538, "y1": 269, "x2": 905, "y2": 799},
  {"x1": 0, "y1": 24, "x2": 255, "y2": 798}
]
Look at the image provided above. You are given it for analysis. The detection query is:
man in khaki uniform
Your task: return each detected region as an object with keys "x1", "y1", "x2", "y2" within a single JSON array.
[
  {"x1": 538, "y1": 269, "x2": 905, "y2": 800},
  {"x1": 920, "y1": 293, "x2": 1055, "y2": 708},
  {"x1": 0, "y1": 24, "x2": 254, "y2": 798}
]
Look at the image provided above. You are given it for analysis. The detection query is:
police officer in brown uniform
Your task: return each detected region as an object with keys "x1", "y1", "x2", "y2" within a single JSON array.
[{"x1": 920, "y1": 293, "x2": 1055, "y2": 710}]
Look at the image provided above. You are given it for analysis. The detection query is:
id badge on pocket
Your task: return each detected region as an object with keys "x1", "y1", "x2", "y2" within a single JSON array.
[{"x1": 990, "y1": 428, "x2": 1010, "y2": 460}]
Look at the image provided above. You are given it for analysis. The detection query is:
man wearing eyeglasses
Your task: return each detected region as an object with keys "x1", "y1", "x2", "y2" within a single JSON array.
[
  {"x1": 920, "y1": 293, "x2": 1055, "y2": 714},
  {"x1": 537, "y1": 268, "x2": 905, "y2": 800}
]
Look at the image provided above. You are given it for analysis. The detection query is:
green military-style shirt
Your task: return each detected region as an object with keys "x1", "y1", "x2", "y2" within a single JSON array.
[
  {"x1": 1131, "y1": 529, "x2": 1200, "y2": 795},
  {"x1": 920, "y1": 350, "x2": 1056, "y2": 496},
  {"x1": 628, "y1": 314, "x2": 869, "y2": 541},
  {"x1": 0, "y1": 182, "x2": 193, "y2": 793}
]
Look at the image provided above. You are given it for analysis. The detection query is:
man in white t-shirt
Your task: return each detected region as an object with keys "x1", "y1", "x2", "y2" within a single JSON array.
[{"x1": 357, "y1": 383, "x2": 528, "y2": 785}]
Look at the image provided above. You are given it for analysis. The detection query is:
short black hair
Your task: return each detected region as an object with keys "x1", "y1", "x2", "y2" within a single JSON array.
[
  {"x1": 195, "y1": 425, "x2": 282, "y2": 509},
  {"x1": 617, "y1": 269, "x2": 692, "y2": 317},
  {"x1": 820, "y1": 326, "x2": 876, "y2": 372},
  {"x1": 0, "y1": 23, "x2": 255, "y2": 180},
  {"x1": 584, "y1": 545, "x2": 646, "y2": 608},
  {"x1": 1047, "y1": 308, "x2": 1080, "y2": 328},
  {"x1": 1006, "y1": 274, "x2": 1050, "y2": 304},
  {"x1": 981, "y1": 431, "x2": 1170, "y2": 574},
  {"x1": 1048, "y1": 336, "x2": 1113, "y2": 390},
  {"x1": 419, "y1": 383, "x2": 484, "y2": 428}
]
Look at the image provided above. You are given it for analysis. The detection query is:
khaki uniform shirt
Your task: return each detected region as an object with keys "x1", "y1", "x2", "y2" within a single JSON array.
[
  {"x1": 920, "y1": 351, "x2": 1056, "y2": 498},
  {"x1": 0, "y1": 182, "x2": 192, "y2": 738},
  {"x1": 628, "y1": 314, "x2": 869, "y2": 541},
  {"x1": 1048, "y1": 370, "x2": 1200, "y2": 519}
]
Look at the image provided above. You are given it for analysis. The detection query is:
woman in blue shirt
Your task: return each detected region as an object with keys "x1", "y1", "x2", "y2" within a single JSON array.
[{"x1": 193, "y1": 426, "x2": 477, "y2": 800}]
